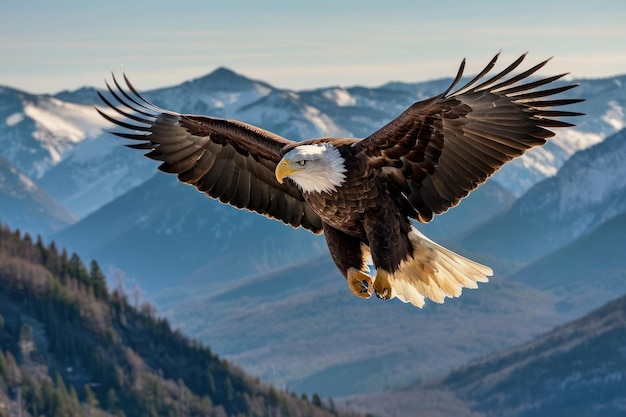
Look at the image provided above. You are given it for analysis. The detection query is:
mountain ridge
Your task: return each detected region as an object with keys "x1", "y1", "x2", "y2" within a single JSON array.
[
  {"x1": 458, "y1": 128, "x2": 626, "y2": 263},
  {"x1": 0, "y1": 225, "x2": 361, "y2": 417},
  {"x1": 341, "y1": 291, "x2": 626, "y2": 417}
]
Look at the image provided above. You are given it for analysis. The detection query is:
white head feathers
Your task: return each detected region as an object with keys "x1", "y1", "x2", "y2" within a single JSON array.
[{"x1": 281, "y1": 144, "x2": 347, "y2": 194}]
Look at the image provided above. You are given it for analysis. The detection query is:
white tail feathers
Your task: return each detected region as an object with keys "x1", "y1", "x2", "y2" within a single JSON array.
[{"x1": 385, "y1": 226, "x2": 492, "y2": 308}]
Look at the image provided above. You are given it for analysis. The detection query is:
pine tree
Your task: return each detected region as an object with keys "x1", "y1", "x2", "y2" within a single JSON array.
[
  {"x1": 224, "y1": 376, "x2": 235, "y2": 402},
  {"x1": 84, "y1": 384, "x2": 99, "y2": 408},
  {"x1": 0, "y1": 350, "x2": 7, "y2": 379},
  {"x1": 46, "y1": 240, "x2": 61, "y2": 275},
  {"x1": 5, "y1": 351, "x2": 21, "y2": 387},
  {"x1": 59, "y1": 249, "x2": 69, "y2": 282},
  {"x1": 22, "y1": 373, "x2": 44, "y2": 417},
  {"x1": 69, "y1": 253, "x2": 90, "y2": 284},
  {"x1": 107, "y1": 387, "x2": 119, "y2": 411},
  {"x1": 328, "y1": 398, "x2": 338, "y2": 416},
  {"x1": 89, "y1": 260, "x2": 108, "y2": 300},
  {"x1": 268, "y1": 387, "x2": 280, "y2": 407}
]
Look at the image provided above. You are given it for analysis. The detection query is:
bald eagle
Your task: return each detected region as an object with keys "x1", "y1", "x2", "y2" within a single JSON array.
[{"x1": 97, "y1": 53, "x2": 582, "y2": 308}]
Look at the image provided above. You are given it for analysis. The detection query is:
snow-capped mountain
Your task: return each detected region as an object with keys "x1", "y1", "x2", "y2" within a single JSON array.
[
  {"x1": 10, "y1": 68, "x2": 347, "y2": 217},
  {"x1": 0, "y1": 86, "x2": 107, "y2": 179},
  {"x1": 2, "y1": 68, "x2": 623, "y2": 221},
  {"x1": 144, "y1": 67, "x2": 350, "y2": 139},
  {"x1": 146, "y1": 67, "x2": 275, "y2": 116},
  {"x1": 486, "y1": 75, "x2": 626, "y2": 195},
  {"x1": 0, "y1": 155, "x2": 77, "y2": 236},
  {"x1": 297, "y1": 84, "x2": 421, "y2": 138},
  {"x1": 37, "y1": 132, "x2": 156, "y2": 217},
  {"x1": 237, "y1": 89, "x2": 350, "y2": 139},
  {"x1": 458, "y1": 128, "x2": 626, "y2": 263}
]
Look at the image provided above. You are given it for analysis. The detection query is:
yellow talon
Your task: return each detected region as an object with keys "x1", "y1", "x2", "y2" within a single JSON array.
[
  {"x1": 373, "y1": 269, "x2": 392, "y2": 300},
  {"x1": 347, "y1": 268, "x2": 373, "y2": 299}
]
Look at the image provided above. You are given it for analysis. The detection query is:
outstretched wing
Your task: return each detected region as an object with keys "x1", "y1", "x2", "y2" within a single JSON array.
[
  {"x1": 355, "y1": 53, "x2": 584, "y2": 222},
  {"x1": 96, "y1": 73, "x2": 323, "y2": 233}
]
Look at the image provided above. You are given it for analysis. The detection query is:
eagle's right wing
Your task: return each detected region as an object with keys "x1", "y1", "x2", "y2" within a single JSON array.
[{"x1": 97, "y1": 73, "x2": 323, "y2": 233}]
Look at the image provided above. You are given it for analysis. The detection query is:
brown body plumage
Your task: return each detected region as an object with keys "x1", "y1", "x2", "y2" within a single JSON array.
[{"x1": 97, "y1": 53, "x2": 583, "y2": 307}]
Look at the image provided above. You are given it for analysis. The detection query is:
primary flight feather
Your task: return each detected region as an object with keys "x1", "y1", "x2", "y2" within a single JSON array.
[{"x1": 97, "y1": 53, "x2": 583, "y2": 308}]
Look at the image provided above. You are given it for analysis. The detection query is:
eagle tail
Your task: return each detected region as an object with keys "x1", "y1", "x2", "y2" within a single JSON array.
[{"x1": 386, "y1": 227, "x2": 492, "y2": 308}]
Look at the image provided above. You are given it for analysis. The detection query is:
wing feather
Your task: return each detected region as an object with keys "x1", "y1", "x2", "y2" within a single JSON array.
[
  {"x1": 355, "y1": 53, "x2": 583, "y2": 221},
  {"x1": 231, "y1": 170, "x2": 252, "y2": 209},
  {"x1": 97, "y1": 72, "x2": 323, "y2": 233}
]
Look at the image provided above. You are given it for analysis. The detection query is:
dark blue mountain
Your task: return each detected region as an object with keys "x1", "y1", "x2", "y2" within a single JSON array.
[
  {"x1": 0, "y1": 155, "x2": 77, "y2": 236},
  {"x1": 458, "y1": 128, "x2": 626, "y2": 263},
  {"x1": 53, "y1": 172, "x2": 326, "y2": 292}
]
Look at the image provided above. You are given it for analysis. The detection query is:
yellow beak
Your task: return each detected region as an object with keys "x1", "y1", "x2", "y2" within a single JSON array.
[{"x1": 275, "y1": 159, "x2": 297, "y2": 184}]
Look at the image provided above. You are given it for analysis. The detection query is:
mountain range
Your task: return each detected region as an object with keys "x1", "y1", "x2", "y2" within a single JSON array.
[
  {"x1": 54, "y1": 172, "x2": 328, "y2": 292},
  {"x1": 2, "y1": 67, "x2": 622, "y2": 225},
  {"x1": 157, "y1": 253, "x2": 564, "y2": 398},
  {"x1": 156, "y1": 133, "x2": 626, "y2": 397},
  {"x1": 457, "y1": 128, "x2": 626, "y2": 262},
  {"x1": 1, "y1": 63, "x2": 626, "y2": 408},
  {"x1": 344, "y1": 286, "x2": 626, "y2": 417}
]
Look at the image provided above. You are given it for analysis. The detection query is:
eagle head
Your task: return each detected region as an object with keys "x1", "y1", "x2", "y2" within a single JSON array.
[{"x1": 275, "y1": 144, "x2": 347, "y2": 193}]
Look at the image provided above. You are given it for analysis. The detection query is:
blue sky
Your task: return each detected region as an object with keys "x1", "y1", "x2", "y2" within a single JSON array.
[{"x1": 2, "y1": 0, "x2": 625, "y2": 94}]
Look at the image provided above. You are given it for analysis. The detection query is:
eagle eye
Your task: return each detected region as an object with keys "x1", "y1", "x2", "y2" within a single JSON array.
[{"x1": 297, "y1": 160, "x2": 307, "y2": 166}]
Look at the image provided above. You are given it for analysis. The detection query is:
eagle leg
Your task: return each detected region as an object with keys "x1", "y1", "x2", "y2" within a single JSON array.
[
  {"x1": 373, "y1": 269, "x2": 392, "y2": 300},
  {"x1": 347, "y1": 268, "x2": 373, "y2": 299}
]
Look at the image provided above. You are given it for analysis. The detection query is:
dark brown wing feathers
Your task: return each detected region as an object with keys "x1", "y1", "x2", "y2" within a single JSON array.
[
  {"x1": 98, "y1": 53, "x2": 581, "y2": 233},
  {"x1": 96, "y1": 73, "x2": 323, "y2": 233},
  {"x1": 356, "y1": 52, "x2": 583, "y2": 222}
]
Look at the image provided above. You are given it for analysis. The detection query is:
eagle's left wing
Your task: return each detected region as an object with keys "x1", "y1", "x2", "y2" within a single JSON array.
[
  {"x1": 96, "y1": 73, "x2": 323, "y2": 233},
  {"x1": 354, "y1": 53, "x2": 583, "y2": 222}
]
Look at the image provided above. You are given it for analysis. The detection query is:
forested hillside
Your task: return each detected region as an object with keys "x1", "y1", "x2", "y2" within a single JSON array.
[{"x1": 0, "y1": 226, "x2": 361, "y2": 417}]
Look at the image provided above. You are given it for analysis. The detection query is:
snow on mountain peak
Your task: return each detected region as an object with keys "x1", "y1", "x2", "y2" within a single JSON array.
[
  {"x1": 25, "y1": 97, "x2": 107, "y2": 144},
  {"x1": 602, "y1": 100, "x2": 624, "y2": 130},
  {"x1": 146, "y1": 69, "x2": 273, "y2": 117},
  {"x1": 557, "y1": 129, "x2": 626, "y2": 217},
  {"x1": 181, "y1": 67, "x2": 274, "y2": 95},
  {"x1": 12, "y1": 97, "x2": 109, "y2": 177},
  {"x1": 6, "y1": 112, "x2": 24, "y2": 127},
  {"x1": 17, "y1": 170, "x2": 37, "y2": 192},
  {"x1": 322, "y1": 88, "x2": 356, "y2": 107},
  {"x1": 237, "y1": 90, "x2": 348, "y2": 140},
  {"x1": 1, "y1": 159, "x2": 37, "y2": 195},
  {"x1": 550, "y1": 129, "x2": 604, "y2": 155}
]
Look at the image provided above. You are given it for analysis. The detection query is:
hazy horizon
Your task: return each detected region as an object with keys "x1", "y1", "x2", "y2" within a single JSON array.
[{"x1": 2, "y1": 0, "x2": 625, "y2": 94}]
